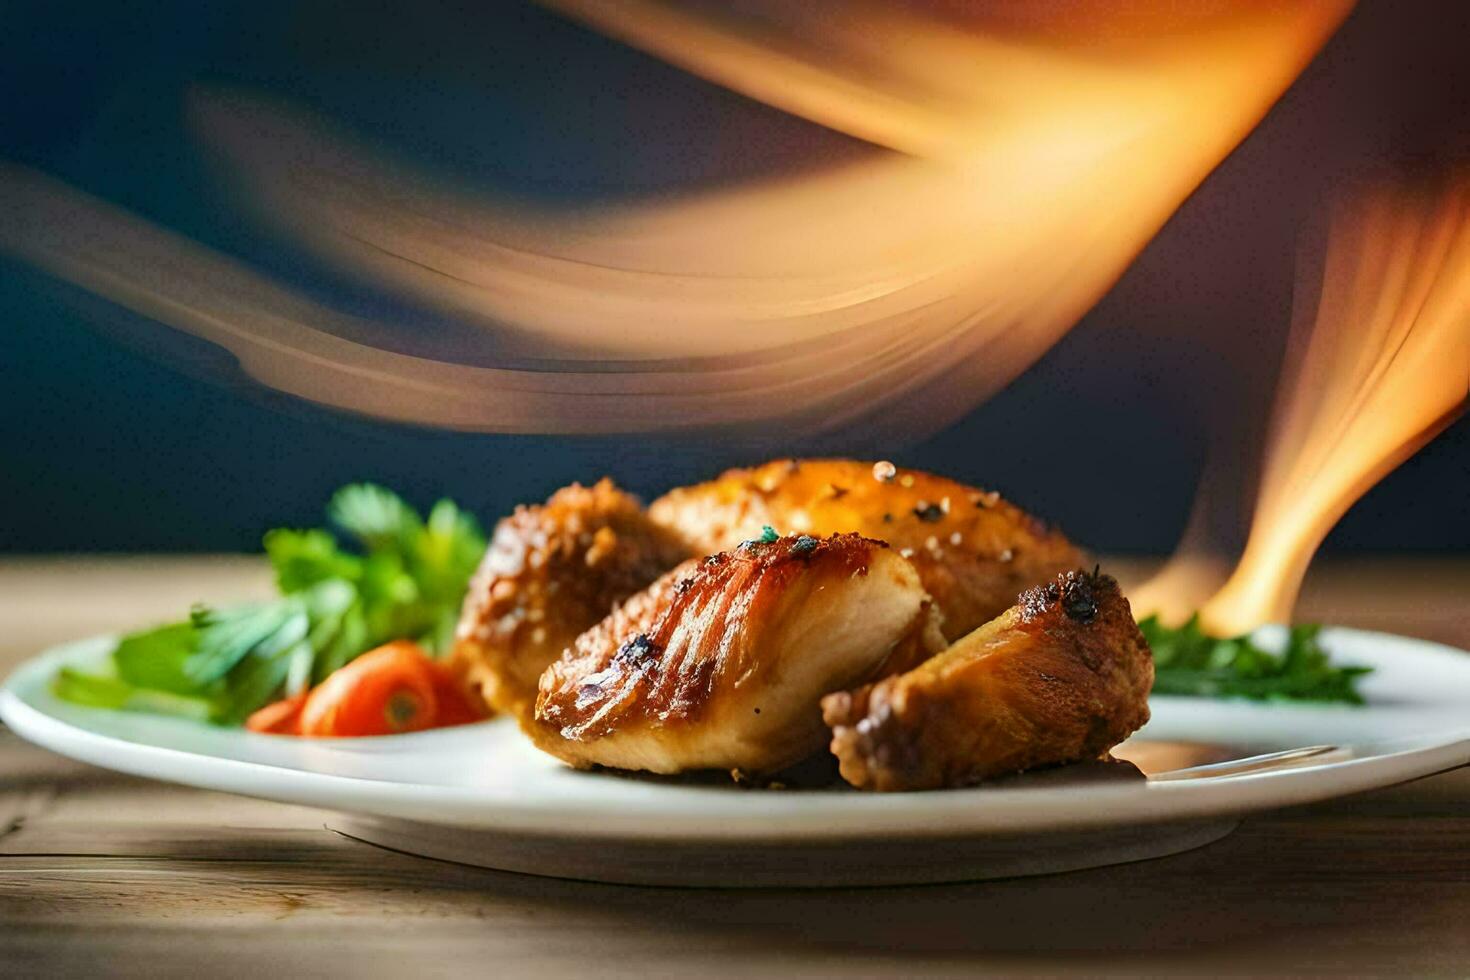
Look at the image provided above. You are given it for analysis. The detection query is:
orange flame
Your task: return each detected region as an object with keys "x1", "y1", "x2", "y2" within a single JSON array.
[
  {"x1": 1134, "y1": 177, "x2": 1470, "y2": 631},
  {"x1": 1, "y1": 1, "x2": 1349, "y2": 441}
]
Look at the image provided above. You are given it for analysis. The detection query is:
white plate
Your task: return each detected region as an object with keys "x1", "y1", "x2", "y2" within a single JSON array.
[{"x1": 4, "y1": 627, "x2": 1468, "y2": 886}]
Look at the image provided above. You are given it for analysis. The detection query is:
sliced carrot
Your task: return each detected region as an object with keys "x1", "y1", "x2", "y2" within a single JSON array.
[
  {"x1": 299, "y1": 641, "x2": 439, "y2": 737},
  {"x1": 245, "y1": 692, "x2": 306, "y2": 734},
  {"x1": 427, "y1": 661, "x2": 487, "y2": 727}
]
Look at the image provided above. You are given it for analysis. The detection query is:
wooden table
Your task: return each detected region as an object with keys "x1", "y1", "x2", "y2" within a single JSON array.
[{"x1": 2, "y1": 557, "x2": 1467, "y2": 977}]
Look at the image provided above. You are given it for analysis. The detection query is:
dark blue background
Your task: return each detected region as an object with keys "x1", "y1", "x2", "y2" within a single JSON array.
[{"x1": 2, "y1": 2, "x2": 1466, "y2": 554}]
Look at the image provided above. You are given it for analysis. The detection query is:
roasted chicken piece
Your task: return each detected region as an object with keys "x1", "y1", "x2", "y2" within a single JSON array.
[
  {"x1": 449, "y1": 479, "x2": 689, "y2": 720},
  {"x1": 649, "y1": 459, "x2": 1083, "y2": 641},
  {"x1": 822, "y1": 568, "x2": 1153, "y2": 791},
  {"x1": 531, "y1": 533, "x2": 945, "y2": 776}
]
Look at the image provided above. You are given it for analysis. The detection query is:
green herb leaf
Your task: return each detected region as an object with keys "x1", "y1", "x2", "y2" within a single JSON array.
[
  {"x1": 112, "y1": 622, "x2": 199, "y2": 695},
  {"x1": 329, "y1": 483, "x2": 423, "y2": 551},
  {"x1": 263, "y1": 528, "x2": 362, "y2": 593},
  {"x1": 52, "y1": 666, "x2": 216, "y2": 721},
  {"x1": 52, "y1": 666, "x2": 133, "y2": 709},
  {"x1": 213, "y1": 635, "x2": 307, "y2": 725},
  {"x1": 415, "y1": 499, "x2": 487, "y2": 605},
  {"x1": 1140, "y1": 614, "x2": 1371, "y2": 704},
  {"x1": 184, "y1": 602, "x2": 300, "y2": 686}
]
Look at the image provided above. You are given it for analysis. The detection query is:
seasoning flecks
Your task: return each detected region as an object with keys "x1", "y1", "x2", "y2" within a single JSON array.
[
  {"x1": 913, "y1": 501, "x2": 944, "y2": 523},
  {"x1": 789, "y1": 535, "x2": 820, "y2": 557},
  {"x1": 615, "y1": 633, "x2": 660, "y2": 663}
]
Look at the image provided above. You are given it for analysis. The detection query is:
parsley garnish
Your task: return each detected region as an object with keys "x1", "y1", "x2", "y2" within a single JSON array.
[
  {"x1": 741, "y1": 525, "x2": 781, "y2": 549},
  {"x1": 1140, "y1": 614, "x2": 1372, "y2": 704},
  {"x1": 52, "y1": 484, "x2": 485, "y2": 724}
]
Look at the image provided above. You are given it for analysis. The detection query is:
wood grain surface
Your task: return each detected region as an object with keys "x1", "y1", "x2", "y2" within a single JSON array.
[{"x1": 1, "y1": 556, "x2": 1467, "y2": 978}]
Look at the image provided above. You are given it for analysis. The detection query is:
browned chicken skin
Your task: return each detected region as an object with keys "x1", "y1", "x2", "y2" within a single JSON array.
[
  {"x1": 649, "y1": 459, "x2": 1083, "y2": 641},
  {"x1": 822, "y1": 568, "x2": 1153, "y2": 792},
  {"x1": 449, "y1": 479, "x2": 689, "y2": 720},
  {"x1": 531, "y1": 534, "x2": 945, "y2": 776}
]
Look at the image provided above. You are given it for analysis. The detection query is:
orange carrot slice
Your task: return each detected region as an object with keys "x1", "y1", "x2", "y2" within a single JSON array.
[{"x1": 299, "y1": 641, "x2": 439, "y2": 737}]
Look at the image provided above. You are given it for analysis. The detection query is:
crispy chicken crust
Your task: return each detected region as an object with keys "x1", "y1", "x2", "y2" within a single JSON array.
[
  {"x1": 531, "y1": 534, "x2": 945, "y2": 776},
  {"x1": 649, "y1": 459, "x2": 1083, "y2": 641},
  {"x1": 822, "y1": 569, "x2": 1153, "y2": 792},
  {"x1": 448, "y1": 479, "x2": 689, "y2": 720}
]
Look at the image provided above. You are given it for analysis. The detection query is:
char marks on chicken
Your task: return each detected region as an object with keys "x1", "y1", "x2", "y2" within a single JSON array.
[{"x1": 531, "y1": 533, "x2": 945, "y2": 776}]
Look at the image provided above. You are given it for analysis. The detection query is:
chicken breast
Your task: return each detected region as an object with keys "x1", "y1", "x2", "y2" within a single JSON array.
[
  {"x1": 449, "y1": 479, "x2": 689, "y2": 720},
  {"x1": 531, "y1": 533, "x2": 945, "y2": 776},
  {"x1": 822, "y1": 568, "x2": 1153, "y2": 791},
  {"x1": 649, "y1": 459, "x2": 1083, "y2": 641}
]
